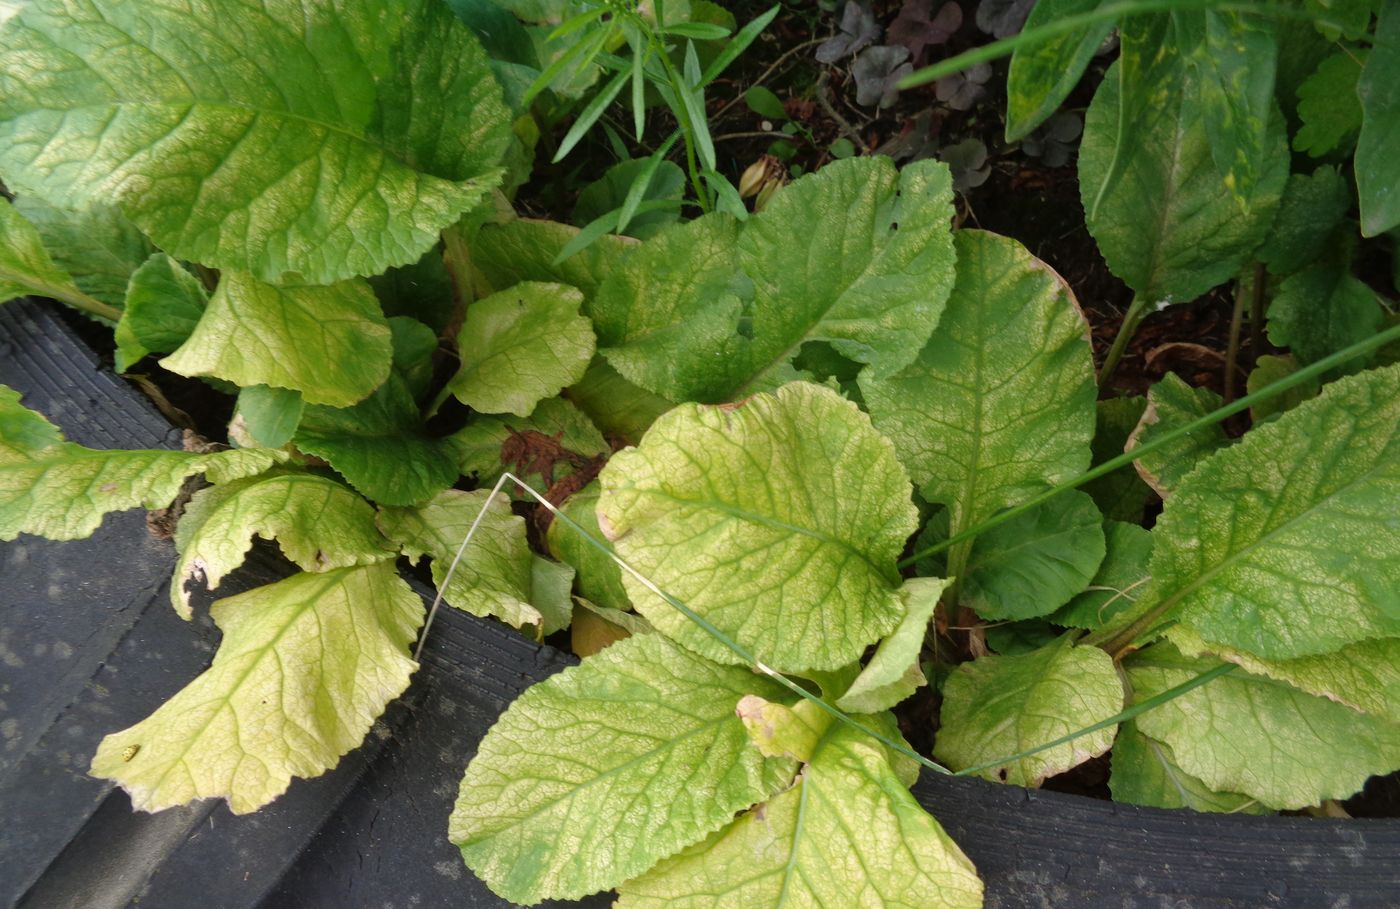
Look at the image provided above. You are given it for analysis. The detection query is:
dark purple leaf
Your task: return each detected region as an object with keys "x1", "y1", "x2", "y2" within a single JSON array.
[
  {"x1": 1020, "y1": 110, "x2": 1083, "y2": 168},
  {"x1": 934, "y1": 61, "x2": 991, "y2": 110},
  {"x1": 939, "y1": 137, "x2": 990, "y2": 191},
  {"x1": 852, "y1": 44, "x2": 912, "y2": 107},
  {"x1": 815, "y1": 2, "x2": 882, "y2": 63},
  {"x1": 887, "y1": 0, "x2": 963, "y2": 65},
  {"x1": 975, "y1": 0, "x2": 1036, "y2": 38}
]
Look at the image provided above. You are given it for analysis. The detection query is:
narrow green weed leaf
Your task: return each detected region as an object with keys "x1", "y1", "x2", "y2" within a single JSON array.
[
  {"x1": 0, "y1": 386, "x2": 281, "y2": 541},
  {"x1": 171, "y1": 472, "x2": 394, "y2": 619},
  {"x1": 450, "y1": 633, "x2": 797, "y2": 903},
  {"x1": 699, "y1": 4, "x2": 780, "y2": 87},
  {"x1": 617, "y1": 723, "x2": 983, "y2": 909},
  {"x1": 380, "y1": 489, "x2": 570, "y2": 632},
  {"x1": 1267, "y1": 263, "x2": 1384, "y2": 369},
  {"x1": 114, "y1": 254, "x2": 209, "y2": 372},
  {"x1": 574, "y1": 158, "x2": 685, "y2": 240},
  {"x1": 1080, "y1": 57, "x2": 1287, "y2": 302},
  {"x1": 91, "y1": 563, "x2": 422, "y2": 813},
  {"x1": 295, "y1": 374, "x2": 459, "y2": 507},
  {"x1": 162, "y1": 272, "x2": 393, "y2": 408},
  {"x1": 447, "y1": 281, "x2": 594, "y2": 417},
  {"x1": 554, "y1": 65, "x2": 632, "y2": 162},
  {"x1": 1126, "y1": 643, "x2": 1400, "y2": 809},
  {"x1": 1127, "y1": 373, "x2": 1230, "y2": 497},
  {"x1": 1053, "y1": 521, "x2": 1153, "y2": 629},
  {"x1": 936, "y1": 635, "x2": 1123, "y2": 786},
  {"x1": 1005, "y1": 0, "x2": 1113, "y2": 141},
  {"x1": 473, "y1": 218, "x2": 635, "y2": 301},
  {"x1": 1151, "y1": 363, "x2": 1400, "y2": 658},
  {"x1": 1358, "y1": 1, "x2": 1400, "y2": 236},
  {"x1": 12, "y1": 195, "x2": 153, "y2": 306},
  {"x1": 0, "y1": 0, "x2": 509, "y2": 284},
  {"x1": 836, "y1": 577, "x2": 947, "y2": 714},
  {"x1": 862, "y1": 230, "x2": 1096, "y2": 537},
  {"x1": 599, "y1": 382, "x2": 916, "y2": 674},
  {"x1": 1110, "y1": 720, "x2": 1265, "y2": 813}
]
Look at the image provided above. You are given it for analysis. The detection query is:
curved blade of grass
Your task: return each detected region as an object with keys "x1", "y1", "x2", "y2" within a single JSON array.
[
  {"x1": 900, "y1": 320, "x2": 1400, "y2": 568},
  {"x1": 700, "y1": 4, "x2": 780, "y2": 87},
  {"x1": 553, "y1": 198, "x2": 680, "y2": 264},
  {"x1": 897, "y1": 0, "x2": 1349, "y2": 90},
  {"x1": 554, "y1": 64, "x2": 633, "y2": 162},
  {"x1": 547, "y1": 6, "x2": 608, "y2": 43},
  {"x1": 524, "y1": 25, "x2": 610, "y2": 108},
  {"x1": 618, "y1": 131, "x2": 682, "y2": 233}
]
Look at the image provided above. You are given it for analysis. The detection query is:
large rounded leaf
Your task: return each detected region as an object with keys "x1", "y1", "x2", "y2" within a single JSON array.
[
  {"x1": 861, "y1": 230, "x2": 1096, "y2": 535},
  {"x1": 1080, "y1": 58, "x2": 1287, "y2": 303},
  {"x1": 1151, "y1": 363, "x2": 1400, "y2": 658},
  {"x1": 0, "y1": 0, "x2": 510, "y2": 283},
  {"x1": 598, "y1": 382, "x2": 916, "y2": 674},
  {"x1": 450, "y1": 633, "x2": 796, "y2": 903}
]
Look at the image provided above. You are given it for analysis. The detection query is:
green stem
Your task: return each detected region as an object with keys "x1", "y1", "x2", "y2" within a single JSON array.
[
  {"x1": 1224, "y1": 276, "x2": 1247, "y2": 403},
  {"x1": 1248, "y1": 261, "x2": 1266, "y2": 365},
  {"x1": 898, "y1": 0, "x2": 1351, "y2": 90},
  {"x1": 898, "y1": 320, "x2": 1400, "y2": 570},
  {"x1": 441, "y1": 222, "x2": 475, "y2": 315},
  {"x1": 7, "y1": 273, "x2": 122, "y2": 323},
  {"x1": 1099, "y1": 294, "x2": 1148, "y2": 389}
]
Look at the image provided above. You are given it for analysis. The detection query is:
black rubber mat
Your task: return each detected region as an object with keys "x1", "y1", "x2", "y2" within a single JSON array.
[{"x1": 2, "y1": 297, "x2": 1397, "y2": 908}]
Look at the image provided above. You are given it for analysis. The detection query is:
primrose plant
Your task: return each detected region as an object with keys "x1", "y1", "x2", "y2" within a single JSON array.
[{"x1": 2, "y1": 1, "x2": 1400, "y2": 908}]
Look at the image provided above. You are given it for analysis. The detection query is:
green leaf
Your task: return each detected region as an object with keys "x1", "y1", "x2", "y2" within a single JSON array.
[
  {"x1": 1005, "y1": 0, "x2": 1113, "y2": 141},
  {"x1": 1358, "y1": 4, "x2": 1400, "y2": 236},
  {"x1": 737, "y1": 157, "x2": 957, "y2": 392},
  {"x1": 954, "y1": 490, "x2": 1106, "y2": 621},
  {"x1": 593, "y1": 213, "x2": 753, "y2": 402},
  {"x1": 1151, "y1": 363, "x2": 1400, "y2": 658},
  {"x1": 1257, "y1": 166, "x2": 1353, "y2": 275},
  {"x1": 565, "y1": 359, "x2": 675, "y2": 444},
  {"x1": 1246, "y1": 354, "x2": 1322, "y2": 422},
  {"x1": 1125, "y1": 643, "x2": 1400, "y2": 809},
  {"x1": 447, "y1": 281, "x2": 595, "y2": 417},
  {"x1": 617, "y1": 722, "x2": 983, "y2": 909},
  {"x1": 1080, "y1": 395, "x2": 1152, "y2": 523},
  {"x1": 935, "y1": 635, "x2": 1124, "y2": 786},
  {"x1": 171, "y1": 471, "x2": 394, "y2": 619},
  {"x1": 736, "y1": 696, "x2": 830, "y2": 762},
  {"x1": 114, "y1": 254, "x2": 209, "y2": 372},
  {"x1": 861, "y1": 230, "x2": 1096, "y2": 539},
  {"x1": 1053, "y1": 521, "x2": 1154, "y2": 630},
  {"x1": 1307, "y1": 0, "x2": 1381, "y2": 40},
  {"x1": 369, "y1": 247, "x2": 455, "y2": 336},
  {"x1": 90, "y1": 562, "x2": 422, "y2": 814},
  {"x1": 530, "y1": 553, "x2": 576, "y2": 635},
  {"x1": 836, "y1": 577, "x2": 946, "y2": 714},
  {"x1": 0, "y1": 196, "x2": 81, "y2": 306},
  {"x1": 12, "y1": 195, "x2": 154, "y2": 306},
  {"x1": 1268, "y1": 262, "x2": 1385, "y2": 371},
  {"x1": 1178, "y1": 9, "x2": 1279, "y2": 203},
  {"x1": 232, "y1": 385, "x2": 305, "y2": 449},
  {"x1": 0, "y1": 386, "x2": 282, "y2": 541},
  {"x1": 387, "y1": 315, "x2": 439, "y2": 400},
  {"x1": 295, "y1": 374, "x2": 459, "y2": 507},
  {"x1": 162, "y1": 272, "x2": 392, "y2": 408},
  {"x1": 1080, "y1": 57, "x2": 1288, "y2": 302},
  {"x1": 1168, "y1": 624, "x2": 1400, "y2": 726},
  {"x1": 597, "y1": 158, "x2": 958, "y2": 402},
  {"x1": 744, "y1": 85, "x2": 788, "y2": 120},
  {"x1": 1127, "y1": 373, "x2": 1231, "y2": 497},
  {"x1": 0, "y1": 0, "x2": 510, "y2": 284},
  {"x1": 573, "y1": 158, "x2": 685, "y2": 240},
  {"x1": 450, "y1": 396, "x2": 608, "y2": 491},
  {"x1": 378, "y1": 489, "x2": 572, "y2": 633},
  {"x1": 450, "y1": 632, "x2": 796, "y2": 903},
  {"x1": 1294, "y1": 50, "x2": 1367, "y2": 157},
  {"x1": 547, "y1": 480, "x2": 631, "y2": 613},
  {"x1": 598, "y1": 382, "x2": 916, "y2": 674},
  {"x1": 1109, "y1": 720, "x2": 1264, "y2": 814},
  {"x1": 473, "y1": 217, "x2": 635, "y2": 304}
]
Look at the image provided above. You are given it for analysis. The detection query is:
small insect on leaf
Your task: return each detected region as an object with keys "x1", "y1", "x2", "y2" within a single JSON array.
[{"x1": 122, "y1": 744, "x2": 141, "y2": 762}]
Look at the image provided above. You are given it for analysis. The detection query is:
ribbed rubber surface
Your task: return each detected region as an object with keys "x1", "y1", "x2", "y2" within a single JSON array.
[{"x1": 1, "y1": 297, "x2": 1397, "y2": 909}]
